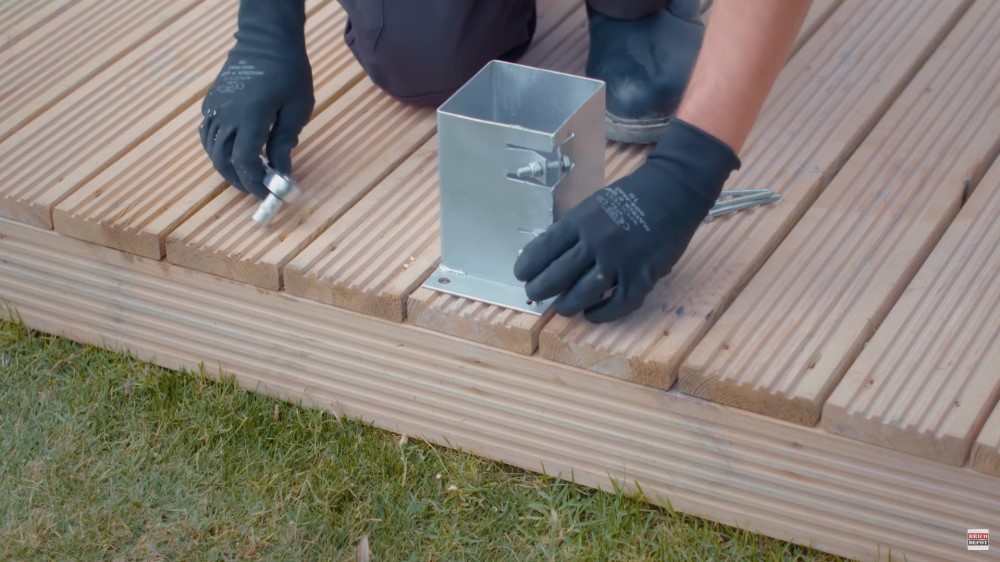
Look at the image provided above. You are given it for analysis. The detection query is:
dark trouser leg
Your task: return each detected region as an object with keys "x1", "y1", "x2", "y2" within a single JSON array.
[{"x1": 336, "y1": 0, "x2": 537, "y2": 107}]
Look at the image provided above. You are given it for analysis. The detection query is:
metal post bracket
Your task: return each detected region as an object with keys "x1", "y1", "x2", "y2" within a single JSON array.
[{"x1": 423, "y1": 61, "x2": 606, "y2": 315}]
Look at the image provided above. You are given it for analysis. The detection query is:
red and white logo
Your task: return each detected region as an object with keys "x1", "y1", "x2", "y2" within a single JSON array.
[{"x1": 968, "y1": 529, "x2": 989, "y2": 551}]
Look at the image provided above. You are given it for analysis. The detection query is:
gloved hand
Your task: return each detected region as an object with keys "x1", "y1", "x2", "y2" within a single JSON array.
[
  {"x1": 513, "y1": 119, "x2": 741, "y2": 323},
  {"x1": 200, "y1": 0, "x2": 314, "y2": 199}
]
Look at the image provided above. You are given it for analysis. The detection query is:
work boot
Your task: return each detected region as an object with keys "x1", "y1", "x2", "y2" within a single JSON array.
[{"x1": 586, "y1": 0, "x2": 705, "y2": 144}]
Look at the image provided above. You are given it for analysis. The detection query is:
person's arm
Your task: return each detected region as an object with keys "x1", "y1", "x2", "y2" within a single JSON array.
[
  {"x1": 679, "y1": 0, "x2": 811, "y2": 152},
  {"x1": 515, "y1": 1, "x2": 811, "y2": 323}
]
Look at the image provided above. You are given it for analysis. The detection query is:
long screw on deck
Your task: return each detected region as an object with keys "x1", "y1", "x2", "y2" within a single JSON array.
[{"x1": 706, "y1": 189, "x2": 781, "y2": 222}]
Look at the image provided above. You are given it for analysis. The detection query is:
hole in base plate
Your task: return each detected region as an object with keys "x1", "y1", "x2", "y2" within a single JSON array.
[{"x1": 438, "y1": 277, "x2": 451, "y2": 285}]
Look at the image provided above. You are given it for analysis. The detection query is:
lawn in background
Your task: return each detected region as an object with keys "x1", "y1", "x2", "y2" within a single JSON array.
[{"x1": 0, "y1": 319, "x2": 847, "y2": 561}]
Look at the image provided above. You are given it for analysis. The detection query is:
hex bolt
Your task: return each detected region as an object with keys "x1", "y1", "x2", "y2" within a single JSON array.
[
  {"x1": 252, "y1": 165, "x2": 298, "y2": 226},
  {"x1": 515, "y1": 156, "x2": 572, "y2": 180}
]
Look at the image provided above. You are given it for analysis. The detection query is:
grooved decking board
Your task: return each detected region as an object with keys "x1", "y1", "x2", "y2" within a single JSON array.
[
  {"x1": 164, "y1": 0, "x2": 574, "y2": 290},
  {"x1": 0, "y1": 0, "x2": 203, "y2": 143},
  {"x1": 405, "y1": 143, "x2": 649, "y2": 354},
  {"x1": 285, "y1": 0, "x2": 838, "y2": 337},
  {"x1": 0, "y1": 0, "x2": 249, "y2": 229},
  {"x1": 702, "y1": 0, "x2": 841, "y2": 48},
  {"x1": 391, "y1": 2, "x2": 838, "y2": 354},
  {"x1": 2, "y1": 219, "x2": 999, "y2": 562},
  {"x1": 0, "y1": 0, "x2": 73, "y2": 48},
  {"x1": 821, "y1": 155, "x2": 1000, "y2": 465},
  {"x1": 535, "y1": 0, "x2": 972, "y2": 382},
  {"x1": 793, "y1": 0, "x2": 842, "y2": 46},
  {"x1": 284, "y1": 0, "x2": 593, "y2": 324},
  {"x1": 972, "y1": 406, "x2": 1000, "y2": 477},
  {"x1": 52, "y1": 3, "x2": 362, "y2": 260},
  {"x1": 680, "y1": 0, "x2": 1000, "y2": 426}
]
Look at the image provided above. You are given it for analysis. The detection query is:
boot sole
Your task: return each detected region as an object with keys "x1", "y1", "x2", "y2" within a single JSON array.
[{"x1": 604, "y1": 111, "x2": 671, "y2": 145}]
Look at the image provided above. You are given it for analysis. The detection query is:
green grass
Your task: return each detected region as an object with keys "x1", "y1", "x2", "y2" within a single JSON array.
[{"x1": 0, "y1": 318, "x2": 849, "y2": 561}]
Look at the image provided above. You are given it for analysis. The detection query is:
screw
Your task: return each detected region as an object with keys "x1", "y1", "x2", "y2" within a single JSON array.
[
  {"x1": 718, "y1": 189, "x2": 774, "y2": 197},
  {"x1": 706, "y1": 193, "x2": 781, "y2": 222}
]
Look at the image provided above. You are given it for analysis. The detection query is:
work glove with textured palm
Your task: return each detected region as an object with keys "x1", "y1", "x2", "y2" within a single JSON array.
[
  {"x1": 513, "y1": 119, "x2": 741, "y2": 323},
  {"x1": 200, "y1": 0, "x2": 314, "y2": 199}
]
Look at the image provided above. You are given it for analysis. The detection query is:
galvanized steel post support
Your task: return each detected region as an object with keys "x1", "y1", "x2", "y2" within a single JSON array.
[{"x1": 423, "y1": 61, "x2": 606, "y2": 314}]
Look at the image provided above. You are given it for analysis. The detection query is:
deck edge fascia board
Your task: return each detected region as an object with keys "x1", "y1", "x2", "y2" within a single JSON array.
[{"x1": 1, "y1": 218, "x2": 998, "y2": 562}]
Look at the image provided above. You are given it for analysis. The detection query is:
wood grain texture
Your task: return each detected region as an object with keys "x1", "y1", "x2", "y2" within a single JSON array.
[
  {"x1": 1, "y1": 218, "x2": 998, "y2": 562},
  {"x1": 538, "y1": 0, "x2": 971, "y2": 386},
  {"x1": 0, "y1": 0, "x2": 202, "y2": 143},
  {"x1": 403, "y1": 0, "x2": 694, "y2": 352},
  {"x1": 171, "y1": 0, "x2": 577, "y2": 291},
  {"x1": 285, "y1": 0, "x2": 585, "y2": 325},
  {"x1": 285, "y1": 139, "x2": 443, "y2": 322},
  {"x1": 822, "y1": 155, "x2": 1000, "y2": 465},
  {"x1": 0, "y1": 0, "x2": 245, "y2": 229},
  {"x1": 52, "y1": 4, "x2": 361, "y2": 259},
  {"x1": 0, "y1": 0, "x2": 73, "y2": 48},
  {"x1": 402, "y1": 3, "x2": 594, "y2": 351},
  {"x1": 972, "y1": 406, "x2": 1000, "y2": 477},
  {"x1": 278, "y1": 0, "x2": 828, "y2": 335},
  {"x1": 794, "y1": 0, "x2": 842, "y2": 48},
  {"x1": 406, "y1": 142, "x2": 648, "y2": 354},
  {"x1": 702, "y1": 0, "x2": 842, "y2": 52},
  {"x1": 681, "y1": 0, "x2": 999, "y2": 426},
  {"x1": 164, "y1": 78, "x2": 436, "y2": 290}
]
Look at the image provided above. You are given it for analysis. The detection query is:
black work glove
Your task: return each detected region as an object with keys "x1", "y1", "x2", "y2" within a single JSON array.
[
  {"x1": 200, "y1": 0, "x2": 314, "y2": 199},
  {"x1": 513, "y1": 119, "x2": 741, "y2": 323}
]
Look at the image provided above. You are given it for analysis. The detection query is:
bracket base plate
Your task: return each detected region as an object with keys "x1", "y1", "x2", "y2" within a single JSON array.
[{"x1": 422, "y1": 266, "x2": 552, "y2": 315}]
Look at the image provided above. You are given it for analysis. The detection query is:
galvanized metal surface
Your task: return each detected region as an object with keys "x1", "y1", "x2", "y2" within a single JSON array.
[{"x1": 425, "y1": 61, "x2": 605, "y2": 314}]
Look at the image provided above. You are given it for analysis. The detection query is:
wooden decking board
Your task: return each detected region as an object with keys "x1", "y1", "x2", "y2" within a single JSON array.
[
  {"x1": 680, "y1": 0, "x2": 999, "y2": 426},
  {"x1": 0, "y1": 0, "x2": 247, "y2": 229},
  {"x1": 2, "y1": 219, "x2": 998, "y2": 562},
  {"x1": 400, "y1": 3, "x2": 646, "y2": 349},
  {"x1": 972, "y1": 406, "x2": 1000, "y2": 477},
  {"x1": 281, "y1": 0, "x2": 830, "y2": 334},
  {"x1": 281, "y1": 0, "x2": 586, "y2": 315},
  {"x1": 163, "y1": 0, "x2": 577, "y2": 291},
  {"x1": 164, "y1": 82, "x2": 434, "y2": 290},
  {"x1": 405, "y1": 144, "x2": 646, "y2": 353},
  {"x1": 535, "y1": 0, "x2": 972, "y2": 386},
  {"x1": 284, "y1": 139, "x2": 442, "y2": 321},
  {"x1": 821, "y1": 155, "x2": 1000, "y2": 464},
  {"x1": 401, "y1": 0, "x2": 841, "y2": 356},
  {"x1": 793, "y1": 0, "x2": 842, "y2": 51},
  {"x1": 0, "y1": 0, "x2": 204, "y2": 143},
  {"x1": 5, "y1": 1, "x2": 1000, "y2": 558},
  {"x1": 0, "y1": 0, "x2": 74, "y2": 48},
  {"x1": 52, "y1": 4, "x2": 362, "y2": 259}
]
